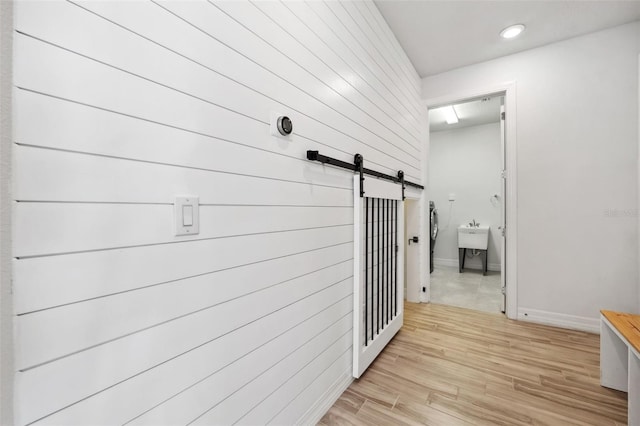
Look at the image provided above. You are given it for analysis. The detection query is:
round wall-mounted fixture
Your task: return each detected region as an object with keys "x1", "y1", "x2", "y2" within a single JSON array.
[
  {"x1": 277, "y1": 116, "x2": 293, "y2": 135},
  {"x1": 500, "y1": 24, "x2": 525, "y2": 39}
]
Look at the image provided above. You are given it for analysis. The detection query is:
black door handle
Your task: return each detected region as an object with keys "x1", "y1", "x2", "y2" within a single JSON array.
[{"x1": 408, "y1": 236, "x2": 419, "y2": 244}]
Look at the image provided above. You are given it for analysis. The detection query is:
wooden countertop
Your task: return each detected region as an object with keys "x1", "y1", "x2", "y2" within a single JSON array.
[{"x1": 601, "y1": 310, "x2": 640, "y2": 354}]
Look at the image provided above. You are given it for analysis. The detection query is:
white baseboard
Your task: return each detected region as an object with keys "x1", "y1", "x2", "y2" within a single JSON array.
[
  {"x1": 433, "y1": 257, "x2": 501, "y2": 272},
  {"x1": 433, "y1": 258, "x2": 459, "y2": 269},
  {"x1": 296, "y1": 368, "x2": 353, "y2": 425},
  {"x1": 517, "y1": 308, "x2": 600, "y2": 334}
]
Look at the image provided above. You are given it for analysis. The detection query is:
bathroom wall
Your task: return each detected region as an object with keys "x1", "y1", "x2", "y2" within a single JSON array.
[
  {"x1": 11, "y1": 1, "x2": 425, "y2": 424},
  {"x1": 423, "y1": 21, "x2": 640, "y2": 330},
  {"x1": 430, "y1": 122, "x2": 502, "y2": 271}
]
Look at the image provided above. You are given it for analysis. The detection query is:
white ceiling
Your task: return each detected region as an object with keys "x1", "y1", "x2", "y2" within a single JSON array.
[
  {"x1": 374, "y1": 0, "x2": 640, "y2": 78},
  {"x1": 430, "y1": 96, "x2": 502, "y2": 132}
]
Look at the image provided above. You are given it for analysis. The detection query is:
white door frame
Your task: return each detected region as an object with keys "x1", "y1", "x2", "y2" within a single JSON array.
[
  {"x1": 499, "y1": 104, "x2": 506, "y2": 313},
  {"x1": 423, "y1": 82, "x2": 518, "y2": 320}
]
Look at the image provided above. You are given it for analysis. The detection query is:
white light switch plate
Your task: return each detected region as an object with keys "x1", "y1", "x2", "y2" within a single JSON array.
[{"x1": 175, "y1": 196, "x2": 199, "y2": 236}]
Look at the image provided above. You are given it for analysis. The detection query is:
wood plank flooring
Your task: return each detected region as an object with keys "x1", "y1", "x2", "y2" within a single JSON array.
[{"x1": 319, "y1": 303, "x2": 628, "y2": 426}]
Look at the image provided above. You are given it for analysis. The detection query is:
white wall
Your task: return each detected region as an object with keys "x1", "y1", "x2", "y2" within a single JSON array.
[
  {"x1": 424, "y1": 22, "x2": 640, "y2": 330},
  {"x1": 430, "y1": 122, "x2": 501, "y2": 271},
  {"x1": 11, "y1": 1, "x2": 425, "y2": 424},
  {"x1": 0, "y1": 1, "x2": 13, "y2": 424}
]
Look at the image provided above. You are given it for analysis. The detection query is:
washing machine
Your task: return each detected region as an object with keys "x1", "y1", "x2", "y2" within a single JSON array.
[{"x1": 430, "y1": 201, "x2": 438, "y2": 273}]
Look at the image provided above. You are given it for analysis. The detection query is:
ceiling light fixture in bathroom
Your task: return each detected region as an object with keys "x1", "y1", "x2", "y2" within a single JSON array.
[
  {"x1": 500, "y1": 24, "x2": 525, "y2": 39},
  {"x1": 443, "y1": 105, "x2": 459, "y2": 124}
]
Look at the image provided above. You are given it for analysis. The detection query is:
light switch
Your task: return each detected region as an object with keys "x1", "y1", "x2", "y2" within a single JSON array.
[
  {"x1": 175, "y1": 196, "x2": 199, "y2": 236},
  {"x1": 183, "y1": 205, "x2": 193, "y2": 226}
]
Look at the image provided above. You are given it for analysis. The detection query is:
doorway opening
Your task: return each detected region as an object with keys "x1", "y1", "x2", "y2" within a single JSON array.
[
  {"x1": 404, "y1": 198, "x2": 421, "y2": 303},
  {"x1": 427, "y1": 95, "x2": 506, "y2": 315}
]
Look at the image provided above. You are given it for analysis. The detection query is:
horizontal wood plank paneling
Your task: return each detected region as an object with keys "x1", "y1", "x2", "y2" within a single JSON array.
[
  {"x1": 17, "y1": 258, "x2": 354, "y2": 371},
  {"x1": 133, "y1": 312, "x2": 353, "y2": 425},
  {"x1": 340, "y1": 1, "x2": 420, "y2": 98},
  {"x1": 305, "y1": 0, "x2": 424, "y2": 121},
  {"x1": 14, "y1": 203, "x2": 353, "y2": 257},
  {"x1": 214, "y1": 0, "x2": 421, "y2": 152},
  {"x1": 280, "y1": 1, "x2": 421, "y2": 131},
  {"x1": 156, "y1": 0, "x2": 419, "y2": 163},
  {"x1": 14, "y1": 225, "x2": 353, "y2": 314},
  {"x1": 258, "y1": 1, "x2": 422, "y2": 138},
  {"x1": 322, "y1": 1, "x2": 422, "y2": 112},
  {"x1": 197, "y1": 337, "x2": 353, "y2": 426},
  {"x1": 15, "y1": 1, "x2": 421, "y2": 179},
  {"x1": 355, "y1": 2, "x2": 421, "y2": 93},
  {"x1": 14, "y1": 91, "x2": 360, "y2": 189},
  {"x1": 19, "y1": 278, "x2": 353, "y2": 425},
  {"x1": 45, "y1": 295, "x2": 352, "y2": 426},
  {"x1": 12, "y1": 0, "x2": 424, "y2": 424},
  {"x1": 15, "y1": 145, "x2": 352, "y2": 205},
  {"x1": 267, "y1": 350, "x2": 353, "y2": 425},
  {"x1": 360, "y1": 2, "x2": 421, "y2": 91}
]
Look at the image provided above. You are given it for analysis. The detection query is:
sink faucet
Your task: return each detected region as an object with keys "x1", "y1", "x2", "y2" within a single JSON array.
[{"x1": 468, "y1": 219, "x2": 479, "y2": 227}]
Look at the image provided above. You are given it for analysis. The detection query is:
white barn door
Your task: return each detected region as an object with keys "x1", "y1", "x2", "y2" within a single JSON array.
[{"x1": 352, "y1": 176, "x2": 404, "y2": 378}]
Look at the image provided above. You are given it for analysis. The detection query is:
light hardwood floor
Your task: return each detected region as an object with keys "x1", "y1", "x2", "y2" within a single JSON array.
[{"x1": 319, "y1": 303, "x2": 628, "y2": 426}]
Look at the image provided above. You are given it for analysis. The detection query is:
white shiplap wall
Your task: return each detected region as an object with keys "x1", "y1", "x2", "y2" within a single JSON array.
[
  {"x1": 12, "y1": 1, "x2": 425, "y2": 424},
  {"x1": 1, "y1": 1, "x2": 14, "y2": 424}
]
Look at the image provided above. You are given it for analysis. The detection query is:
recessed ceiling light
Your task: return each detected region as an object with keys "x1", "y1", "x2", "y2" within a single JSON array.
[{"x1": 500, "y1": 24, "x2": 525, "y2": 39}]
